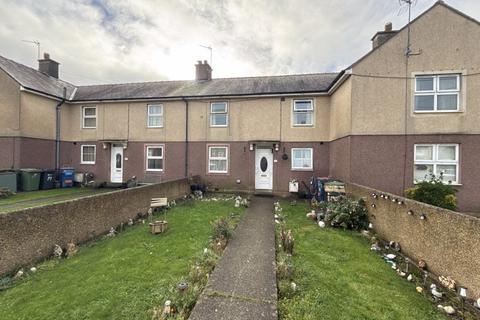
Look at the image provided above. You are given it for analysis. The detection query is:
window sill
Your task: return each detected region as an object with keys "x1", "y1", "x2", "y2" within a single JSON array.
[
  {"x1": 292, "y1": 124, "x2": 314, "y2": 127},
  {"x1": 147, "y1": 126, "x2": 164, "y2": 129},
  {"x1": 81, "y1": 162, "x2": 95, "y2": 165},
  {"x1": 413, "y1": 110, "x2": 462, "y2": 114},
  {"x1": 146, "y1": 170, "x2": 164, "y2": 173},
  {"x1": 413, "y1": 181, "x2": 461, "y2": 186},
  {"x1": 82, "y1": 127, "x2": 97, "y2": 129},
  {"x1": 210, "y1": 125, "x2": 229, "y2": 128},
  {"x1": 291, "y1": 168, "x2": 313, "y2": 172}
]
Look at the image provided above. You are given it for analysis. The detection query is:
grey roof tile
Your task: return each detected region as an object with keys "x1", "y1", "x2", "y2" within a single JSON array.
[
  {"x1": 0, "y1": 55, "x2": 76, "y2": 99},
  {"x1": 0, "y1": 53, "x2": 338, "y2": 101},
  {"x1": 73, "y1": 73, "x2": 339, "y2": 101}
]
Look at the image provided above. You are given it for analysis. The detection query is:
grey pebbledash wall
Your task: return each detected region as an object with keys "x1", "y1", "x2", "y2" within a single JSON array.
[
  {"x1": 346, "y1": 183, "x2": 480, "y2": 299},
  {"x1": 0, "y1": 178, "x2": 190, "y2": 277}
]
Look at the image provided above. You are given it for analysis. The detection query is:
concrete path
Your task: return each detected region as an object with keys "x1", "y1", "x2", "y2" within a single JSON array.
[{"x1": 189, "y1": 196, "x2": 277, "y2": 320}]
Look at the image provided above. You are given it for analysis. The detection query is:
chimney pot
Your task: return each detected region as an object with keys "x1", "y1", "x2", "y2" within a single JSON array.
[
  {"x1": 38, "y1": 52, "x2": 60, "y2": 78},
  {"x1": 203, "y1": 60, "x2": 208, "y2": 64},
  {"x1": 385, "y1": 22, "x2": 393, "y2": 32}
]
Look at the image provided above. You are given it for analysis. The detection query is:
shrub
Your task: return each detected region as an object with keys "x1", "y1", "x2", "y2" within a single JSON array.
[
  {"x1": 211, "y1": 218, "x2": 233, "y2": 241},
  {"x1": 405, "y1": 172, "x2": 457, "y2": 210},
  {"x1": 323, "y1": 198, "x2": 368, "y2": 230}
]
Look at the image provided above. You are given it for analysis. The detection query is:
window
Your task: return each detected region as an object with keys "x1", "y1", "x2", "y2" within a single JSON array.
[
  {"x1": 208, "y1": 146, "x2": 228, "y2": 173},
  {"x1": 293, "y1": 99, "x2": 314, "y2": 126},
  {"x1": 81, "y1": 145, "x2": 96, "y2": 164},
  {"x1": 146, "y1": 146, "x2": 164, "y2": 171},
  {"x1": 147, "y1": 104, "x2": 164, "y2": 128},
  {"x1": 414, "y1": 144, "x2": 459, "y2": 184},
  {"x1": 414, "y1": 75, "x2": 460, "y2": 112},
  {"x1": 210, "y1": 102, "x2": 228, "y2": 127},
  {"x1": 291, "y1": 148, "x2": 313, "y2": 170},
  {"x1": 82, "y1": 106, "x2": 97, "y2": 128}
]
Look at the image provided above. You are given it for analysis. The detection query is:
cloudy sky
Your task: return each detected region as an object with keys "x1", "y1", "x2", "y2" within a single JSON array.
[{"x1": 0, "y1": 0, "x2": 479, "y2": 85}]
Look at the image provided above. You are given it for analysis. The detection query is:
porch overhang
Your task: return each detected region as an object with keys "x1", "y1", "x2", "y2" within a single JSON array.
[{"x1": 99, "y1": 140, "x2": 128, "y2": 149}]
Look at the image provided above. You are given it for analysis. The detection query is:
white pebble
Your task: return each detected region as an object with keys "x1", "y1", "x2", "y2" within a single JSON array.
[{"x1": 30, "y1": 267, "x2": 37, "y2": 273}]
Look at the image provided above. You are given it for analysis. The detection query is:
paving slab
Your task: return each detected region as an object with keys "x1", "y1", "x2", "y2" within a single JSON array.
[{"x1": 189, "y1": 196, "x2": 277, "y2": 320}]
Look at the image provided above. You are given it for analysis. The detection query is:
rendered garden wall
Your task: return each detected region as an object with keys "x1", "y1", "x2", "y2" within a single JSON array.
[
  {"x1": 0, "y1": 178, "x2": 190, "y2": 276},
  {"x1": 347, "y1": 183, "x2": 480, "y2": 298}
]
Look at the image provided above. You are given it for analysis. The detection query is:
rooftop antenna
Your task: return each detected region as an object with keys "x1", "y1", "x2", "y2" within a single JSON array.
[
  {"x1": 399, "y1": 0, "x2": 414, "y2": 57},
  {"x1": 199, "y1": 44, "x2": 213, "y2": 66},
  {"x1": 22, "y1": 40, "x2": 41, "y2": 60}
]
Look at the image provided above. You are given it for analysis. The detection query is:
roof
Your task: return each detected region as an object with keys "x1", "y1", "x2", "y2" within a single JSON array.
[
  {"x1": 0, "y1": 55, "x2": 76, "y2": 99},
  {"x1": 73, "y1": 73, "x2": 339, "y2": 101},
  {"x1": 0, "y1": 1, "x2": 476, "y2": 102},
  {"x1": 349, "y1": 0, "x2": 480, "y2": 69},
  {"x1": 0, "y1": 53, "x2": 338, "y2": 101}
]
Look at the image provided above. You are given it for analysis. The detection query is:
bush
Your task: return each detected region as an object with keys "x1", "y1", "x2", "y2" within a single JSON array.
[
  {"x1": 322, "y1": 198, "x2": 368, "y2": 230},
  {"x1": 211, "y1": 218, "x2": 233, "y2": 241},
  {"x1": 405, "y1": 172, "x2": 457, "y2": 210}
]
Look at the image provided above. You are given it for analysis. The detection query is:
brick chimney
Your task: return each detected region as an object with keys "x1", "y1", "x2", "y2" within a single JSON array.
[
  {"x1": 371, "y1": 22, "x2": 397, "y2": 50},
  {"x1": 38, "y1": 53, "x2": 60, "y2": 78},
  {"x1": 195, "y1": 60, "x2": 212, "y2": 81}
]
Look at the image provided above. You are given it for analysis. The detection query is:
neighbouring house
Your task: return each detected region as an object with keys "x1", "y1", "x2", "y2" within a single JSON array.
[{"x1": 1, "y1": 1, "x2": 480, "y2": 211}]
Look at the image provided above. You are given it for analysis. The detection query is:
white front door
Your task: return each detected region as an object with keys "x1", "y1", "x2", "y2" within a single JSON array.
[
  {"x1": 255, "y1": 148, "x2": 273, "y2": 190},
  {"x1": 110, "y1": 146, "x2": 123, "y2": 183}
]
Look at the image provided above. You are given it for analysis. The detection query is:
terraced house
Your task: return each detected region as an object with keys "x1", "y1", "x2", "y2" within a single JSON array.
[{"x1": 1, "y1": 1, "x2": 480, "y2": 211}]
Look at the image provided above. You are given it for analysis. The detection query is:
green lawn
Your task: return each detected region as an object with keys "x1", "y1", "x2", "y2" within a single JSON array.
[
  {"x1": 277, "y1": 201, "x2": 447, "y2": 320},
  {"x1": 0, "y1": 198, "x2": 243, "y2": 319},
  {"x1": 0, "y1": 188, "x2": 114, "y2": 213}
]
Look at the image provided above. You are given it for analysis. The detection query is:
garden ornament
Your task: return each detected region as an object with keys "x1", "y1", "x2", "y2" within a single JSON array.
[
  {"x1": 430, "y1": 284, "x2": 443, "y2": 298},
  {"x1": 53, "y1": 244, "x2": 63, "y2": 258}
]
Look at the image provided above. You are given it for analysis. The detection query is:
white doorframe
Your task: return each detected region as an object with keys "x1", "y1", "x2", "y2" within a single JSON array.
[
  {"x1": 255, "y1": 147, "x2": 273, "y2": 190},
  {"x1": 110, "y1": 146, "x2": 123, "y2": 183}
]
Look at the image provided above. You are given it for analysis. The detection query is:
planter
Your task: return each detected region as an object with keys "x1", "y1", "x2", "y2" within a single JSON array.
[{"x1": 149, "y1": 221, "x2": 168, "y2": 234}]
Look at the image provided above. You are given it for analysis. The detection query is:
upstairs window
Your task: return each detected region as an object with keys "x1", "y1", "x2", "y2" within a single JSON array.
[
  {"x1": 146, "y1": 146, "x2": 164, "y2": 171},
  {"x1": 82, "y1": 106, "x2": 97, "y2": 128},
  {"x1": 293, "y1": 100, "x2": 313, "y2": 126},
  {"x1": 81, "y1": 145, "x2": 96, "y2": 164},
  {"x1": 414, "y1": 144, "x2": 459, "y2": 184},
  {"x1": 208, "y1": 146, "x2": 228, "y2": 173},
  {"x1": 291, "y1": 148, "x2": 313, "y2": 170},
  {"x1": 414, "y1": 75, "x2": 460, "y2": 112},
  {"x1": 210, "y1": 102, "x2": 228, "y2": 127},
  {"x1": 147, "y1": 104, "x2": 164, "y2": 128}
]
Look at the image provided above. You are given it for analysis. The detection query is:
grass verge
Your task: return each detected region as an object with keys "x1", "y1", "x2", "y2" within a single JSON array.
[
  {"x1": 0, "y1": 197, "x2": 244, "y2": 319},
  {"x1": 276, "y1": 200, "x2": 448, "y2": 320}
]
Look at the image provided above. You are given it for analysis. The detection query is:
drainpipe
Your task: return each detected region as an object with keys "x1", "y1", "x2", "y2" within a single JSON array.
[
  {"x1": 55, "y1": 87, "x2": 67, "y2": 171},
  {"x1": 183, "y1": 97, "x2": 189, "y2": 178}
]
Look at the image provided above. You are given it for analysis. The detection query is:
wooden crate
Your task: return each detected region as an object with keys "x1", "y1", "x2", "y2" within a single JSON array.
[{"x1": 149, "y1": 221, "x2": 168, "y2": 234}]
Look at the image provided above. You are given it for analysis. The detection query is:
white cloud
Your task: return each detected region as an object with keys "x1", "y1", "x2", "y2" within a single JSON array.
[{"x1": 0, "y1": 0, "x2": 479, "y2": 85}]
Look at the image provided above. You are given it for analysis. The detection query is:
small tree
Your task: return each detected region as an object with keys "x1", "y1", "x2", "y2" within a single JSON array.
[{"x1": 405, "y1": 171, "x2": 457, "y2": 210}]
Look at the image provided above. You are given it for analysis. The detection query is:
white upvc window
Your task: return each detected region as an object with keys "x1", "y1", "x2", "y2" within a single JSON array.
[
  {"x1": 146, "y1": 146, "x2": 164, "y2": 171},
  {"x1": 414, "y1": 144, "x2": 459, "y2": 184},
  {"x1": 208, "y1": 146, "x2": 228, "y2": 173},
  {"x1": 291, "y1": 148, "x2": 313, "y2": 170},
  {"x1": 81, "y1": 145, "x2": 96, "y2": 164},
  {"x1": 82, "y1": 106, "x2": 97, "y2": 128},
  {"x1": 147, "y1": 104, "x2": 164, "y2": 128},
  {"x1": 414, "y1": 74, "x2": 460, "y2": 112},
  {"x1": 293, "y1": 99, "x2": 314, "y2": 126},
  {"x1": 210, "y1": 102, "x2": 228, "y2": 127}
]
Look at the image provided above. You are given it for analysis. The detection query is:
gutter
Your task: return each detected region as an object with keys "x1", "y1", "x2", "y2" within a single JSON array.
[
  {"x1": 55, "y1": 87, "x2": 67, "y2": 171},
  {"x1": 183, "y1": 97, "x2": 189, "y2": 178},
  {"x1": 327, "y1": 69, "x2": 352, "y2": 94}
]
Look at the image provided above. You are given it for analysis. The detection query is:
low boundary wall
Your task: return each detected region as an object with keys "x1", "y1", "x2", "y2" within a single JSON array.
[
  {"x1": 0, "y1": 178, "x2": 190, "y2": 276},
  {"x1": 347, "y1": 183, "x2": 480, "y2": 298}
]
